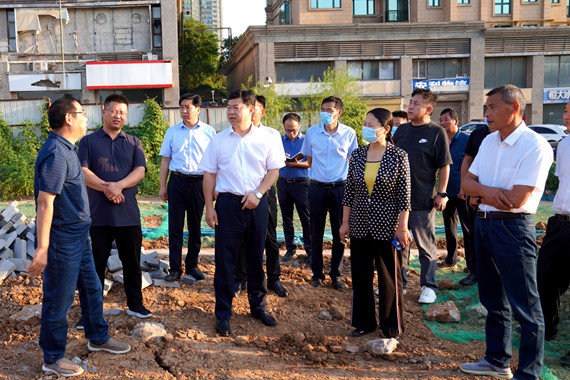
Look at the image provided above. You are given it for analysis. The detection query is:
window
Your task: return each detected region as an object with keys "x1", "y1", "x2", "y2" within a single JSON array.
[
  {"x1": 495, "y1": 0, "x2": 511, "y2": 14},
  {"x1": 279, "y1": 1, "x2": 291, "y2": 24},
  {"x1": 151, "y1": 6, "x2": 162, "y2": 49},
  {"x1": 412, "y1": 59, "x2": 462, "y2": 79},
  {"x1": 544, "y1": 56, "x2": 570, "y2": 87},
  {"x1": 353, "y1": 0, "x2": 374, "y2": 15},
  {"x1": 522, "y1": 0, "x2": 537, "y2": 2},
  {"x1": 275, "y1": 62, "x2": 331, "y2": 82},
  {"x1": 348, "y1": 61, "x2": 395, "y2": 80},
  {"x1": 457, "y1": 0, "x2": 470, "y2": 4},
  {"x1": 7, "y1": 10, "x2": 16, "y2": 52},
  {"x1": 484, "y1": 57, "x2": 527, "y2": 88},
  {"x1": 551, "y1": 0, "x2": 560, "y2": 3},
  {"x1": 310, "y1": 0, "x2": 341, "y2": 9},
  {"x1": 428, "y1": 0, "x2": 440, "y2": 6},
  {"x1": 386, "y1": 0, "x2": 409, "y2": 22}
]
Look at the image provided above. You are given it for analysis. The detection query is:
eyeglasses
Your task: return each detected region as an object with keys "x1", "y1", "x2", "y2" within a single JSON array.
[
  {"x1": 285, "y1": 129, "x2": 298, "y2": 133},
  {"x1": 69, "y1": 110, "x2": 85, "y2": 115},
  {"x1": 105, "y1": 109, "x2": 128, "y2": 117},
  {"x1": 226, "y1": 106, "x2": 247, "y2": 111}
]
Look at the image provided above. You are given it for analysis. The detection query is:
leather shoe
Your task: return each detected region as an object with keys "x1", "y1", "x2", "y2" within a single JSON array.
[
  {"x1": 312, "y1": 278, "x2": 323, "y2": 288},
  {"x1": 459, "y1": 273, "x2": 478, "y2": 286},
  {"x1": 282, "y1": 250, "x2": 296, "y2": 262},
  {"x1": 216, "y1": 319, "x2": 230, "y2": 336},
  {"x1": 332, "y1": 279, "x2": 346, "y2": 290},
  {"x1": 164, "y1": 271, "x2": 181, "y2": 282},
  {"x1": 268, "y1": 281, "x2": 289, "y2": 297},
  {"x1": 351, "y1": 328, "x2": 373, "y2": 337},
  {"x1": 252, "y1": 311, "x2": 277, "y2": 327}
]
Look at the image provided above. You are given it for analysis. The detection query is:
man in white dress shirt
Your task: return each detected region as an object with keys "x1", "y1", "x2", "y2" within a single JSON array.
[
  {"x1": 461, "y1": 85, "x2": 553, "y2": 380},
  {"x1": 199, "y1": 90, "x2": 285, "y2": 336},
  {"x1": 159, "y1": 94, "x2": 216, "y2": 282}
]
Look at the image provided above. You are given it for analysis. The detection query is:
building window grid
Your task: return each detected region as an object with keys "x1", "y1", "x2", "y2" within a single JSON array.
[
  {"x1": 151, "y1": 5, "x2": 162, "y2": 49},
  {"x1": 551, "y1": 0, "x2": 559, "y2": 3},
  {"x1": 275, "y1": 62, "x2": 332, "y2": 82},
  {"x1": 280, "y1": 1, "x2": 291, "y2": 24},
  {"x1": 412, "y1": 58, "x2": 463, "y2": 80},
  {"x1": 484, "y1": 57, "x2": 527, "y2": 88},
  {"x1": 522, "y1": 0, "x2": 537, "y2": 2},
  {"x1": 348, "y1": 60, "x2": 395, "y2": 80},
  {"x1": 457, "y1": 0, "x2": 470, "y2": 4},
  {"x1": 544, "y1": 55, "x2": 570, "y2": 87},
  {"x1": 353, "y1": 0, "x2": 374, "y2": 15},
  {"x1": 310, "y1": 0, "x2": 341, "y2": 9},
  {"x1": 7, "y1": 9, "x2": 16, "y2": 52},
  {"x1": 428, "y1": 0, "x2": 440, "y2": 7},
  {"x1": 495, "y1": 0, "x2": 511, "y2": 14}
]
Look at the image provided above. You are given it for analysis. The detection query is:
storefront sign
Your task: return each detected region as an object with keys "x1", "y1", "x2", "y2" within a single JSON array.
[
  {"x1": 412, "y1": 78, "x2": 469, "y2": 93},
  {"x1": 86, "y1": 60, "x2": 173, "y2": 89},
  {"x1": 543, "y1": 88, "x2": 570, "y2": 104}
]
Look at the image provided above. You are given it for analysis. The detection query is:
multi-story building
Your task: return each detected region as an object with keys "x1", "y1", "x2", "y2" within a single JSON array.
[
  {"x1": 181, "y1": 0, "x2": 222, "y2": 44},
  {"x1": 0, "y1": 0, "x2": 180, "y2": 106},
  {"x1": 223, "y1": 0, "x2": 570, "y2": 125}
]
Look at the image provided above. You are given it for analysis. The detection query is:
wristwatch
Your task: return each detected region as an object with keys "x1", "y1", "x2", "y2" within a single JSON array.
[
  {"x1": 437, "y1": 192, "x2": 448, "y2": 198},
  {"x1": 476, "y1": 196, "x2": 482, "y2": 205},
  {"x1": 254, "y1": 191, "x2": 263, "y2": 199}
]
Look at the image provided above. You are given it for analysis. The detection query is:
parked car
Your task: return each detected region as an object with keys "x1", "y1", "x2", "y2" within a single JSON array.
[
  {"x1": 528, "y1": 124, "x2": 568, "y2": 149},
  {"x1": 459, "y1": 122, "x2": 487, "y2": 135}
]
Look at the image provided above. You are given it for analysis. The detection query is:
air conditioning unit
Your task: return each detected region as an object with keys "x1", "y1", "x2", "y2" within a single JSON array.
[
  {"x1": 142, "y1": 53, "x2": 158, "y2": 61},
  {"x1": 32, "y1": 62, "x2": 48, "y2": 71}
]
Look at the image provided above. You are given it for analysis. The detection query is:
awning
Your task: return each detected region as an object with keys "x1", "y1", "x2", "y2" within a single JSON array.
[{"x1": 16, "y1": 8, "x2": 70, "y2": 33}]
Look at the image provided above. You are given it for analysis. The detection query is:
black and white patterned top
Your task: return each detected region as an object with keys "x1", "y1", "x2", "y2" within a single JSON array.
[{"x1": 342, "y1": 143, "x2": 411, "y2": 241}]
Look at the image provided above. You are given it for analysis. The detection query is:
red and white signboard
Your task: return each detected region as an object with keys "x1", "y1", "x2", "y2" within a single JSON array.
[{"x1": 86, "y1": 60, "x2": 173, "y2": 89}]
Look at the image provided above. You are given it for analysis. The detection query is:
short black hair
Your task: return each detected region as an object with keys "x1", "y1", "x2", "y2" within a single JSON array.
[
  {"x1": 179, "y1": 93, "x2": 201, "y2": 107},
  {"x1": 282, "y1": 112, "x2": 301, "y2": 124},
  {"x1": 104, "y1": 94, "x2": 129, "y2": 109},
  {"x1": 228, "y1": 90, "x2": 256, "y2": 107},
  {"x1": 321, "y1": 96, "x2": 344, "y2": 112},
  {"x1": 256, "y1": 94, "x2": 266, "y2": 109},
  {"x1": 48, "y1": 98, "x2": 80, "y2": 130},
  {"x1": 411, "y1": 88, "x2": 437, "y2": 113},
  {"x1": 440, "y1": 108, "x2": 459, "y2": 121},
  {"x1": 392, "y1": 110, "x2": 408, "y2": 120}
]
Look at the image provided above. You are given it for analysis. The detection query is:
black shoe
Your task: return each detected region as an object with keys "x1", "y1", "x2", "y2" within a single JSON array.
[
  {"x1": 560, "y1": 351, "x2": 570, "y2": 366},
  {"x1": 233, "y1": 281, "x2": 246, "y2": 298},
  {"x1": 216, "y1": 319, "x2": 230, "y2": 336},
  {"x1": 187, "y1": 266, "x2": 206, "y2": 281},
  {"x1": 459, "y1": 273, "x2": 478, "y2": 286},
  {"x1": 282, "y1": 250, "x2": 296, "y2": 262},
  {"x1": 268, "y1": 280, "x2": 289, "y2": 297},
  {"x1": 127, "y1": 304, "x2": 153, "y2": 319},
  {"x1": 305, "y1": 256, "x2": 312, "y2": 267},
  {"x1": 76, "y1": 320, "x2": 84, "y2": 330},
  {"x1": 312, "y1": 279, "x2": 323, "y2": 288},
  {"x1": 164, "y1": 271, "x2": 181, "y2": 282},
  {"x1": 351, "y1": 328, "x2": 373, "y2": 337},
  {"x1": 252, "y1": 311, "x2": 277, "y2": 327},
  {"x1": 332, "y1": 278, "x2": 346, "y2": 290}
]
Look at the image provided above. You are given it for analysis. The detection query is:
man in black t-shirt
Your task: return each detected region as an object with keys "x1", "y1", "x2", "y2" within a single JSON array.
[{"x1": 393, "y1": 88, "x2": 452, "y2": 304}]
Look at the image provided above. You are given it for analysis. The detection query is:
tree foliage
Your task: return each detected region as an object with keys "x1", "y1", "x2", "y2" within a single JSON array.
[
  {"x1": 242, "y1": 76, "x2": 293, "y2": 132},
  {"x1": 300, "y1": 66, "x2": 367, "y2": 145}
]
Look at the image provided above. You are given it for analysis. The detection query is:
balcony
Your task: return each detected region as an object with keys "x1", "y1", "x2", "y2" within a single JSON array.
[{"x1": 385, "y1": 10, "x2": 408, "y2": 22}]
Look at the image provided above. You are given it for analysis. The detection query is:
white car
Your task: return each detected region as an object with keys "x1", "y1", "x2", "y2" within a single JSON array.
[
  {"x1": 459, "y1": 122, "x2": 487, "y2": 135},
  {"x1": 528, "y1": 124, "x2": 568, "y2": 148}
]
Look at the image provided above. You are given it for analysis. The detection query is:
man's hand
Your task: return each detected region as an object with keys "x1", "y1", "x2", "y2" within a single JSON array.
[
  {"x1": 159, "y1": 186, "x2": 168, "y2": 203},
  {"x1": 434, "y1": 194, "x2": 448, "y2": 211},
  {"x1": 339, "y1": 222, "x2": 350, "y2": 243},
  {"x1": 28, "y1": 247, "x2": 48, "y2": 276},
  {"x1": 205, "y1": 207, "x2": 218, "y2": 228},
  {"x1": 394, "y1": 229, "x2": 412, "y2": 249},
  {"x1": 483, "y1": 188, "x2": 513, "y2": 210},
  {"x1": 458, "y1": 189, "x2": 468, "y2": 201},
  {"x1": 242, "y1": 193, "x2": 261, "y2": 210}
]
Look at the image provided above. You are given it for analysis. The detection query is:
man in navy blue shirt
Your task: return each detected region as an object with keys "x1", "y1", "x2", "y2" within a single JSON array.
[
  {"x1": 278, "y1": 113, "x2": 312, "y2": 264},
  {"x1": 31, "y1": 98, "x2": 130, "y2": 377},
  {"x1": 79, "y1": 94, "x2": 151, "y2": 319}
]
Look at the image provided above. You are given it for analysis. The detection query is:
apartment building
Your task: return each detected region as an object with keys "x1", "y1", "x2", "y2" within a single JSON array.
[
  {"x1": 181, "y1": 0, "x2": 222, "y2": 43},
  {"x1": 223, "y1": 0, "x2": 570, "y2": 124},
  {"x1": 0, "y1": 0, "x2": 180, "y2": 106}
]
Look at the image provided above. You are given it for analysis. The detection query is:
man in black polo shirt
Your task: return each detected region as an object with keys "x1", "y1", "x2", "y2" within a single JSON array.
[
  {"x1": 30, "y1": 98, "x2": 130, "y2": 377},
  {"x1": 79, "y1": 94, "x2": 151, "y2": 319}
]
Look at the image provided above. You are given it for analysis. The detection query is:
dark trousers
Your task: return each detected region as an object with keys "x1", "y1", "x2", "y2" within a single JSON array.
[
  {"x1": 462, "y1": 200, "x2": 478, "y2": 275},
  {"x1": 167, "y1": 174, "x2": 204, "y2": 274},
  {"x1": 214, "y1": 194, "x2": 268, "y2": 321},
  {"x1": 442, "y1": 196, "x2": 474, "y2": 267},
  {"x1": 276, "y1": 178, "x2": 312, "y2": 255},
  {"x1": 537, "y1": 215, "x2": 570, "y2": 338},
  {"x1": 350, "y1": 236, "x2": 404, "y2": 338},
  {"x1": 308, "y1": 183, "x2": 345, "y2": 281},
  {"x1": 90, "y1": 225, "x2": 143, "y2": 310},
  {"x1": 475, "y1": 215, "x2": 544, "y2": 379},
  {"x1": 236, "y1": 185, "x2": 281, "y2": 283}
]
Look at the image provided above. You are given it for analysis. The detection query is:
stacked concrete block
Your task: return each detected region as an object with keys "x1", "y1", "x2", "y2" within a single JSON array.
[{"x1": 0, "y1": 202, "x2": 38, "y2": 279}]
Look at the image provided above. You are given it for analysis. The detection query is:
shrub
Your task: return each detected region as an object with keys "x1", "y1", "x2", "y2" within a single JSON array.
[{"x1": 544, "y1": 161, "x2": 558, "y2": 196}]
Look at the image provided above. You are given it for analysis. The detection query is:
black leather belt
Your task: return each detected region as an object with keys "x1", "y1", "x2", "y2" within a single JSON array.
[
  {"x1": 219, "y1": 192, "x2": 266, "y2": 201},
  {"x1": 279, "y1": 177, "x2": 309, "y2": 183},
  {"x1": 477, "y1": 210, "x2": 529, "y2": 220},
  {"x1": 556, "y1": 213, "x2": 570, "y2": 222},
  {"x1": 310, "y1": 179, "x2": 346, "y2": 188},
  {"x1": 171, "y1": 171, "x2": 203, "y2": 180}
]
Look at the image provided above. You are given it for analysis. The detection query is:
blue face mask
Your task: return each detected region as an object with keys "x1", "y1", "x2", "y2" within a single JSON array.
[
  {"x1": 320, "y1": 112, "x2": 335, "y2": 126},
  {"x1": 362, "y1": 126, "x2": 380, "y2": 143}
]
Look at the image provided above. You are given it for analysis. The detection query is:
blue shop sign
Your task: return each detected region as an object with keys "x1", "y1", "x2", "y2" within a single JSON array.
[
  {"x1": 544, "y1": 88, "x2": 570, "y2": 104},
  {"x1": 412, "y1": 78, "x2": 469, "y2": 93}
]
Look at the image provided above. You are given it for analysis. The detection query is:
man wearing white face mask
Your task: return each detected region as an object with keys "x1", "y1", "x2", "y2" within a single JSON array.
[{"x1": 300, "y1": 96, "x2": 358, "y2": 290}]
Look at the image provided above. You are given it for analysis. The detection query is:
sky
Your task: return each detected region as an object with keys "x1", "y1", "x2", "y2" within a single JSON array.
[{"x1": 222, "y1": 0, "x2": 267, "y2": 38}]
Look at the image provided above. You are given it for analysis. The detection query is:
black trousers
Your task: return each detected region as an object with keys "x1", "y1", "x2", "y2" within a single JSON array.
[
  {"x1": 276, "y1": 178, "x2": 312, "y2": 255},
  {"x1": 350, "y1": 236, "x2": 404, "y2": 338},
  {"x1": 167, "y1": 174, "x2": 204, "y2": 274},
  {"x1": 308, "y1": 183, "x2": 345, "y2": 281},
  {"x1": 236, "y1": 185, "x2": 280, "y2": 283},
  {"x1": 90, "y1": 225, "x2": 143, "y2": 309},
  {"x1": 442, "y1": 196, "x2": 474, "y2": 269},
  {"x1": 537, "y1": 215, "x2": 570, "y2": 338},
  {"x1": 460, "y1": 198, "x2": 478, "y2": 275},
  {"x1": 214, "y1": 194, "x2": 268, "y2": 321}
]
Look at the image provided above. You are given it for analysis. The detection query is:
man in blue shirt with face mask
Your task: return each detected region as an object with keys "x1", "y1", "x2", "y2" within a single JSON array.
[{"x1": 300, "y1": 96, "x2": 358, "y2": 290}]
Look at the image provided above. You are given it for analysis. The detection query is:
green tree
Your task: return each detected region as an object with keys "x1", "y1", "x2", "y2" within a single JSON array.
[
  {"x1": 242, "y1": 76, "x2": 293, "y2": 132},
  {"x1": 218, "y1": 35, "x2": 240, "y2": 71},
  {"x1": 300, "y1": 66, "x2": 367, "y2": 145},
  {"x1": 179, "y1": 18, "x2": 225, "y2": 99}
]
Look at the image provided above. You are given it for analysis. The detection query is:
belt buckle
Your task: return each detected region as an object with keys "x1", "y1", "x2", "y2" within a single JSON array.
[
  {"x1": 287, "y1": 178, "x2": 295, "y2": 183},
  {"x1": 477, "y1": 210, "x2": 488, "y2": 219},
  {"x1": 559, "y1": 214, "x2": 570, "y2": 222}
]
